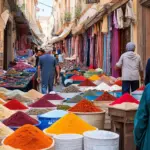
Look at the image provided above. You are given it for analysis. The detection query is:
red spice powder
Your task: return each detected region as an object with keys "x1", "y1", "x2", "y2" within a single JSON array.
[
  {"x1": 3, "y1": 111, "x2": 38, "y2": 126},
  {"x1": 137, "y1": 86, "x2": 145, "y2": 91},
  {"x1": 68, "y1": 99, "x2": 102, "y2": 112},
  {"x1": 40, "y1": 94, "x2": 64, "y2": 101},
  {"x1": 114, "y1": 80, "x2": 122, "y2": 86},
  {"x1": 96, "y1": 92, "x2": 117, "y2": 101},
  {"x1": 70, "y1": 75, "x2": 86, "y2": 81},
  {"x1": 78, "y1": 79, "x2": 97, "y2": 86},
  {"x1": 29, "y1": 99, "x2": 56, "y2": 108},
  {"x1": 110, "y1": 93, "x2": 139, "y2": 106},
  {"x1": 4, "y1": 99, "x2": 28, "y2": 110}
]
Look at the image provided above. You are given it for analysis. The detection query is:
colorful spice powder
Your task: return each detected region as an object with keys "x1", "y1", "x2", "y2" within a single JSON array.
[
  {"x1": 78, "y1": 79, "x2": 96, "y2": 86},
  {"x1": 136, "y1": 86, "x2": 145, "y2": 91},
  {"x1": 110, "y1": 93, "x2": 139, "y2": 106},
  {"x1": 4, "y1": 124, "x2": 53, "y2": 150},
  {"x1": 0, "y1": 98, "x2": 5, "y2": 104},
  {"x1": 83, "y1": 90, "x2": 96, "y2": 97},
  {"x1": 89, "y1": 75, "x2": 100, "y2": 81},
  {"x1": 0, "y1": 92, "x2": 7, "y2": 100},
  {"x1": 110, "y1": 102, "x2": 139, "y2": 110},
  {"x1": 45, "y1": 113, "x2": 96, "y2": 135},
  {"x1": 57, "y1": 105, "x2": 71, "y2": 110},
  {"x1": 0, "y1": 104, "x2": 14, "y2": 120},
  {"x1": 114, "y1": 80, "x2": 122, "y2": 86},
  {"x1": 95, "y1": 92, "x2": 117, "y2": 101},
  {"x1": 40, "y1": 94, "x2": 64, "y2": 101},
  {"x1": 61, "y1": 85, "x2": 81, "y2": 93},
  {"x1": 0, "y1": 145, "x2": 20, "y2": 150},
  {"x1": 4, "y1": 99, "x2": 28, "y2": 110},
  {"x1": 68, "y1": 99, "x2": 102, "y2": 112},
  {"x1": 71, "y1": 75, "x2": 86, "y2": 81},
  {"x1": 24, "y1": 89, "x2": 43, "y2": 100},
  {"x1": 29, "y1": 99, "x2": 56, "y2": 108},
  {"x1": 0, "y1": 122, "x2": 13, "y2": 137},
  {"x1": 3, "y1": 111, "x2": 38, "y2": 126},
  {"x1": 67, "y1": 95, "x2": 84, "y2": 103}
]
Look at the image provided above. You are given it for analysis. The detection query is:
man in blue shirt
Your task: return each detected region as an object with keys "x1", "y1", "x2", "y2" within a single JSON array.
[{"x1": 37, "y1": 51, "x2": 60, "y2": 94}]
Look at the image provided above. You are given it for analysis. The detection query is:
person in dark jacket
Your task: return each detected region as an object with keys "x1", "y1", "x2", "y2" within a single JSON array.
[{"x1": 145, "y1": 58, "x2": 150, "y2": 85}]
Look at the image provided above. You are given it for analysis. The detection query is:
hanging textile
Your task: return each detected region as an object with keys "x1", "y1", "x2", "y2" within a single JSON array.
[
  {"x1": 111, "y1": 13, "x2": 121, "y2": 78},
  {"x1": 103, "y1": 34, "x2": 107, "y2": 73},
  {"x1": 106, "y1": 15, "x2": 112, "y2": 75},
  {"x1": 113, "y1": 10, "x2": 119, "y2": 29},
  {"x1": 102, "y1": 15, "x2": 108, "y2": 33},
  {"x1": 117, "y1": 8, "x2": 124, "y2": 29},
  {"x1": 90, "y1": 36, "x2": 94, "y2": 67},
  {"x1": 83, "y1": 32, "x2": 88, "y2": 66}
]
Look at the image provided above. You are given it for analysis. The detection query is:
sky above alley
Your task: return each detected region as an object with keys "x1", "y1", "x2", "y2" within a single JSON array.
[{"x1": 37, "y1": 0, "x2": 53, "y2": 17}]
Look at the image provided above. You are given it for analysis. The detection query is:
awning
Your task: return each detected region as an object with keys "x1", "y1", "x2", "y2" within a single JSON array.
[
  {"x1": 51, "y1": 25, "x2": 72, "y2": 43},
  {"x1": 72, "y1": 24, "x2": 84, "y2": 35}
]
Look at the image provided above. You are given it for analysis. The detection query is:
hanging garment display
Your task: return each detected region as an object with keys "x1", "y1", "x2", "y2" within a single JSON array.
[
  {"x1": 113, "y1": 10, "x2": 119, "y2": 29},
  {"x1": 117, "y1": 8, "x2": 124, "y2": 29},
  {"x1": 102, "y1": 15, "x2": 108, "y2": 33},
  {"x1": 103, "y1": 35, "x2": 107, "y2": 73},
  {"x1": 106, "y1": 15, "x2": 112, "y2": 75}
]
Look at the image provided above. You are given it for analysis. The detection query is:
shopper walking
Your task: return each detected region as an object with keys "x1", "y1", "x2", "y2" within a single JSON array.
[
  {"x1": 145, "y1": 58, "x2": 150, "y2": 85},
  {"x1": 134, "y1": 84, "x2": 150, "y2": 150},
  {"x1": 115, "y1": 42, "x2": 143, "y2": 94},
  {"x1": 37, "y1": 51, "x2": 59, "y2": 94}
]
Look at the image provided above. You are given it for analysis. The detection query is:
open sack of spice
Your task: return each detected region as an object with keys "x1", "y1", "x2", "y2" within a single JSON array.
[{"x1": 109, "y1": 93, "x2": 139, "y2": 110}]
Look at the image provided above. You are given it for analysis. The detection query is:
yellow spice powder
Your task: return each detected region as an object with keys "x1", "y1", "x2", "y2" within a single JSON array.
[
  {"x1": 45, "y1": 113, "x2": 96, "y2": 135},
  {"x1": 89, "y1": 75, "x2": 100, "y2": 81}
]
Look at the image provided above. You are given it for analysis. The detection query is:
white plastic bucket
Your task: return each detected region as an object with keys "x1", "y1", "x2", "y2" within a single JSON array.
[
  {"x1": 54, "y1": 134, "x2": 83, "y2": 150},
  {"x1": 71, "y1": 111, "x2": 105, "y2": 130},
  {"x1": 84, "y1": 130, "x2": 119, "y2": 150}
]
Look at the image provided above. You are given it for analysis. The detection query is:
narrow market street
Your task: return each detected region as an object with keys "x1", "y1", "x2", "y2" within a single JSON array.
[{"x1": 0, "y1": 0, "x2": 150, "y2": 150}]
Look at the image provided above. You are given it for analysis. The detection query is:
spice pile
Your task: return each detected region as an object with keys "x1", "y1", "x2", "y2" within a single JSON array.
[
  {"x1": 29, "y1": 99, "x2": 56, "y2": 108},
  {"x1": 90, "y1": 83, "x2": 111, "y2": 91},
  {"x1": 3, "y1": 111, "x2": 38, "y2": 126},
  {"x1": 4, "y1": 99, "x2": 28, "y2": 110},
  {"x1": 27, "y1": 108, "x2": 52, "y2": 116},
  {"x1": 70, "y1": 75, "x2": 86, "y2": 81},
  {"x1": 0, "y1": 145, "x2": 20, "y2": 150},
  {"x1": 110, "y1": 85, "x2": 122, "y2": 91},
  {"x1": 109, "y1": 93, "x2": 139, "y2": 110},
  {"x1": 45, "y1": 113, "x2": 96, "y2": 135},
  {"x1": 114, "y1": 80, "x2": 122, "y2": 86},
  {"x1": 68, "y1": 99, "x2": 102, "y2": 112},
  {"x1": 0, "y1": 93, "x2": 7, "y2": 100},
  {"x1": 0, "y1": 98, "x2": 5, "y2": 104},
  {"x1": 0, "y1": 104, "x2": 14, "y2": 120},
  {"x1": 4, "y1": 124, "x2": 53, "y2": 150},
  {"x1": 78, "y1": 79, "x2": 96, "y2": 87},
  {"x1": 40, "y1": 93, "x2": 64, "y2": 101},
  {"x1": 136, "y1": 86, "x2": 145, "y2": 91},
  {"x1": 57, "y1": 105, "x2": 71, "y2": 110},
  {"x1": 66, "y1": 95, "x2": 84, "y2": 103},
  {"x1": 89, "y1": 75, "x2": 100, "y2": 81},
  {"x1": 83, "y1": 90, "x2": 96, "y2": 97},
  {"x1": 61, "y1": 85, "x2": 81, "y2": 93},
  {"x1": 95, "y1": 92, "x2": 116, "y2": 101},
  {"x1": 24, "y1": 89, "x2": 43, "y2": 100},
  {"x1": 0, "y1": 122, "x2": 13, "y2": 137}
]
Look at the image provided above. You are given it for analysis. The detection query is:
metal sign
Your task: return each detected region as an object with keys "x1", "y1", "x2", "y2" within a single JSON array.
[{"x1": 86, "y1": 0, "x2": 100, "y2": 4}]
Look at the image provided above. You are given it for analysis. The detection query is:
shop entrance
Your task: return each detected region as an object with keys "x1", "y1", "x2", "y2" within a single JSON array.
[{"x1": 4, "y1": 20, "x2": 12, "y2": 70}]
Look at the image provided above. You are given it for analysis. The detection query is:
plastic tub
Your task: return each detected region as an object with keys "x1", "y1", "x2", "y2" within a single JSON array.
[
  {"x1": 113, "y1": 91, "x2": 122, "y2": 98},
  {"x1": 37, "y1": 116, "x2": 60, "y2": 130},
  {"x1": 83, "y1": 130, "x2": 119, "y2": 150},
  {"x1": 2, "y1": 138, "x2": 55, "y2": 150},
  {"x1": 70, "y1": 111, "x2": 105, "y2": 130},
  {"x1": 96, "y1": 91, "x2": 103, "y2": 96},
  {"x1": 54, "y1": 134, "x2": 83, "y2": 150},
  {"x1": 63, "y1": 102, "x2": 76, "y2": 107},
  {"x1": 132, "y1": 91, "x2": 143, "y2": 101}
]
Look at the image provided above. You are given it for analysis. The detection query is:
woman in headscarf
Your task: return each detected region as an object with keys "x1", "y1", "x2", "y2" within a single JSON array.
[
  {"x1": 115, "y1": 42, "x2": 143, "y2": 94},
  {"x1": 134, "y1": 83, "x2": 150, "y2": 150},
  {"x1": 145, "y1": 58, "x2": 150, "y2": 85}
]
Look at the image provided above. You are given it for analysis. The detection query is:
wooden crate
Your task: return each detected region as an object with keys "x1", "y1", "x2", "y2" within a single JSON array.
[{"x1": 108, "y1": 107, "x2": 137, "y2": 150}]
